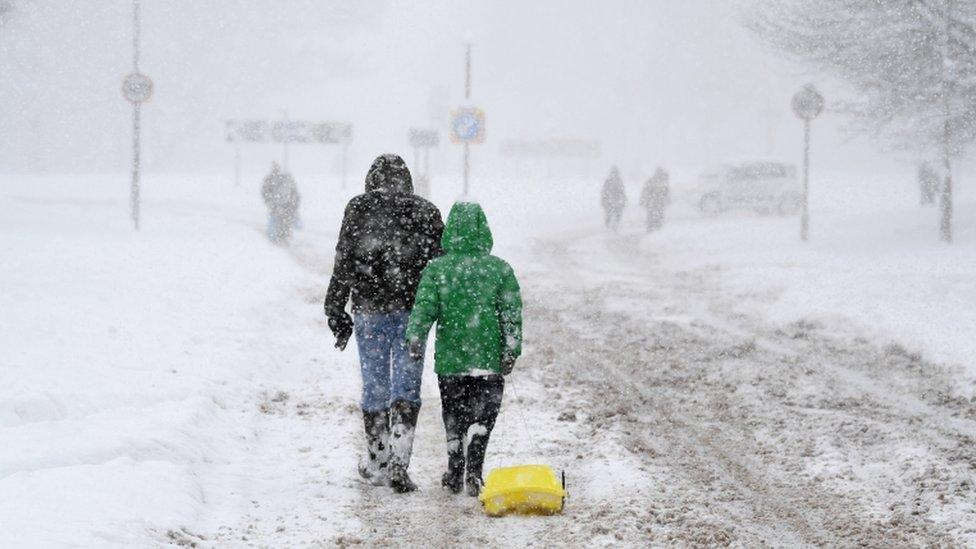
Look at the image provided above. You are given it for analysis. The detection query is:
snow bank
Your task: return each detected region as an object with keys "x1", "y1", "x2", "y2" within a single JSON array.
[
  {"x1": 0, "y1": 174, "x2": 318, "y2": 545},
  {"x1": 639, "y1": 169, "x2": 976, "y2": 382}
]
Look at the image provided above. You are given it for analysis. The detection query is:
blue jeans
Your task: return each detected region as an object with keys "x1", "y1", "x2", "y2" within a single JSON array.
[{"x1": 354, "y1": 311, "x2": 425, "y2": 413}]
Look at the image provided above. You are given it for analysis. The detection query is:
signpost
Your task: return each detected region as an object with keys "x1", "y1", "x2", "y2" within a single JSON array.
[
  {"x1": 409, "y1": 129, "x2": 439, "y2": 198},
  {"x1": 450, "y1": 107, "x2": 484, "y2": 196},
  {"x1": 499, "y1": 138, "x2": 600, "y2": 178},
  {"x1": 791, "y1": 83, "x2": 824, "y2": 242},
  {"x1": 452, "y1": 43, "x2": 484, "y2": 196},
  {"x1": 226, "y1": 119, "x2": 352, "y2": 187},
  {"x1": 123, "y1": 0, "x2": 152, "y2": 230}
]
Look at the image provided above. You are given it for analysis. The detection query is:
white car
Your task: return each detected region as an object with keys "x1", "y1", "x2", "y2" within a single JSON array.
[{"x1": 696, "y1": 161, "x2": 802, "y2": 216}]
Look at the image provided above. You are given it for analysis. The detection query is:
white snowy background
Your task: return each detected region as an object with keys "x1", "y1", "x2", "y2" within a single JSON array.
[{"x1": 1, "y1": 0, "x2": 975, "y2": 546}]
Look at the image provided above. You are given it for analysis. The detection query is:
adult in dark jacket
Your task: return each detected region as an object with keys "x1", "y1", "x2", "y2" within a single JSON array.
[
  {"x1": 639, "y1": 167, "x2": 671, "y2": 232},
  {"x1": 601, "y1": 166, "x2": 626, "y2": 230},
  {"x1": 261, "y1": 162, "x2": 302, "y2": 244},
  {"x1": 324, "y1": 154, "x2": 444, "y2": 493}
]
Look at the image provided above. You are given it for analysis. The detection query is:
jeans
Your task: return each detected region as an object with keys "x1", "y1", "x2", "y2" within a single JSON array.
[{"x1": 355, "y1": 311, "x2": 424, "y2": 413}]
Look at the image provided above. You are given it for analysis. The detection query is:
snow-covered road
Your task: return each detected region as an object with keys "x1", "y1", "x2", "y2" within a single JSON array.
[
  {"x1": 206, "y1": 224, "x2": 976, "y2": 547},
  {"x1": 4, "y1": 173, "x2": 974, "y2": 547}
]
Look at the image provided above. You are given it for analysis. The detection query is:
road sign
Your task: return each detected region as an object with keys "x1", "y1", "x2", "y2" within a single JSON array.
[
  {"x1": 792, "y1": 84, "x2": 824, "y2": 121},
  {"x1": 122, "y1": 72, "x2": 153, "y2": 104},
  {"x1": 409, "y1": 128, "x2": 440, "y2": 148},
  {"x1": 450, "y1": 107, "x2": 485, "y2": 144},
  {"x1": 499, "y1": 139, "x2": 600, "y2": 159},
  {"x1": 226, "y1": 120, "x2": 352, "y2": 144}
]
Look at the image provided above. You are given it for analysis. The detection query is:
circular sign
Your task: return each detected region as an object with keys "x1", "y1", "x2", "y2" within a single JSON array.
[
  {"x1": 792, "y1": 83, "x2": 824, "y2": 120},
  {"x1": 122, "y1": 72, "x2": 153, "y2": 104},
  {"x1": 450, "y1": 108, "x2": 485, "y2": 143}
]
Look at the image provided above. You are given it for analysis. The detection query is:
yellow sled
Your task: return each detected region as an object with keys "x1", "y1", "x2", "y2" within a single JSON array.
[{"x1": 479, "y1": 464, "x2": 566, "y2": 516}]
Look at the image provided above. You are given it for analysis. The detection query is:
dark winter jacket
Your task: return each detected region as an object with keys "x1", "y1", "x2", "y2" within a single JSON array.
[
  {"x1": 262, "y1": 167, "x2": 301, "y2": 222},
  {"x1": 601, "y1": 169, "x2": 626, "y2": 210},
  {"x1": 406, "y1": 202, "x2": 522, "y2": 376},
  {"x1": 639, "y1": 169, "x2": 671, "y2": 211},
  {"x1": 324, "y1": 154, "x2": 444, "y2": 319}
]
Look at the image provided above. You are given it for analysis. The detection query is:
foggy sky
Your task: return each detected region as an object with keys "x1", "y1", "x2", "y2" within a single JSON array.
[{"x1": 1, "y1": 1, "x2": 898, "y2": 181}]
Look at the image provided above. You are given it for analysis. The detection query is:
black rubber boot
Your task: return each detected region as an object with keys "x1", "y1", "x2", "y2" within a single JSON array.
[
  {"x1": 388, "y1": 399, "x2": 421, "y2": 493},
  {"x1": 463, "y1": 375, "x2": 505, "y2": 497},
  {"x1": 358, "y1": 409, "x2": 390, "y2": 486},
  {"x1": 438, "y1": 376, "x2": 469, "y2": 494},
  {"x1": 441, "y1": 436, "x2": 465, "y2": 494},
  {"x1": 465, "y1": 433, "x2": 489, "y2": 497}
]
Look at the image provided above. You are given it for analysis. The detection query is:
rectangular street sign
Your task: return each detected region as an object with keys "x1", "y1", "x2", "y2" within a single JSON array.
[
  {"x1": 409, "y1": 128, "x2": 440, "y2": 148},
  {"x1": 498, "y1": 139, "x2": 600, "y2": 159},
  {"x1": 226, "y1": 120, "x2": 352, "y2": 144}
]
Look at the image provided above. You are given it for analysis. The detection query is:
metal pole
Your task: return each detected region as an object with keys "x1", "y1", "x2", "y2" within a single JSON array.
[
  {"x1": 341, "y1": 143, "x2": 348, "y2": 190},
  {"x1": 463, "y1": 43, "x2": 471, "y2": 196},
  {"x1": 281, "y1": 110, "x2": 289, "y2": 170},
  {"x1": 801, "y1": 119, "x2": 810, "y2": 242},
  {"x1": 423, "y1": 146, "x2": 430, "y2": 179},
  {"x1": 413, "y1": 146, "x2": 420, "y2": 178},
  {"x1": 465, "y1": 43, "x2": 472, "y2": 101},
  {"x1": 463, "y1": 142, "x2": 470, "y2": 196},
  {"x1": 130, "y1": 0, "x2": 141, "y2": 230},
  {"x1": 132, "y1": 102, "x2": 141, "y2": 230},
  {"x1": 940, "y1": 0, "x2": 954, "y2": 243},
  {"x1": 234, "y1": 142, "x2": 241, "y2": 187}
]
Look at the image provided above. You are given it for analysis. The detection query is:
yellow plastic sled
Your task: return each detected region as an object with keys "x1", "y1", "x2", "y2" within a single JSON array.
[{"x1": 479, "y1": 464, "x2": 566, "y2": 516}]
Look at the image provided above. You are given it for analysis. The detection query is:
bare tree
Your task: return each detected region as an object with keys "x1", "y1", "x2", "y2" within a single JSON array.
[
  {"x1": 0, "y1": 1, "x2": 15, "y2": 27},
  {"x1": 747, "y1": 0, "x2": 976, "y2": 242}
]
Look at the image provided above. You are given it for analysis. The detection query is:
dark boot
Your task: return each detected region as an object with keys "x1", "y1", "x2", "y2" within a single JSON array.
[
  {"x1": 441, "y1": 438, "x2": 464, "y2": 494},
  {"x1": 358, "y1": 409, "x2": 390, "y2": 486},
  {"x1": 438, "y1": 375, "x2": 468, "y2": 494},
  {"x1": 388, "y1": 399, "x2": 421, "y2": 493},
  {"x1": 465, "y1": 431, "x2": 489, "y2": 497},
  {"x1": 441, "y1": 428, "x2": 465, "y2": 494},
  {"x1": 463, "y1": 376, "x2": 505, "y2": 497}
]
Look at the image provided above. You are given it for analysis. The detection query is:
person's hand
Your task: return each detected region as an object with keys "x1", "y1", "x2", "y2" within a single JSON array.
[
  {"x1": 328, "y1": 313, "x2": 353, "y2": 351},
  {"x1": 500, "y1": 353, "x2": 517, "y2": 376},
  {"x1": 408, "y1": 339, "x2": 424, "y2": 362}
]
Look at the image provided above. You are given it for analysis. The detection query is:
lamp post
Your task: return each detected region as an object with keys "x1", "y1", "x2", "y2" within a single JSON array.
[
  {"x1": 122, "y1": 0, "x2": 153, "y2": 230},
  {"x1": 791, "y1": 83, "x2": 824, "y2": 242}
]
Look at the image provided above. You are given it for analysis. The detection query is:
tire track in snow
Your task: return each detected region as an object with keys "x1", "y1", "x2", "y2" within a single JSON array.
[{"x1": 526, "y1": 228, "x2": 966, "y2": 546}]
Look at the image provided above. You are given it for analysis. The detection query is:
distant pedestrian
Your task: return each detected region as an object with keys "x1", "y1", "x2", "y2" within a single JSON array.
[
  {"x1": 324, "y1": 154, "x2": 444, "y2": 493},
  {"x1": 918, "y1": 162, "x2": 939, "y2": 206},
  {"x1": 261, "y1": 162, "x2": 301, "y2": 244},
  {"x1": 406, "y1": 201, "x2": 522, "y2": 497},
  {"x1": 639, "y1": 167, "x2": 671, "y2": 232},
  {"x1": 601, "y1": 166, "x2": 626, "y2": 230}
]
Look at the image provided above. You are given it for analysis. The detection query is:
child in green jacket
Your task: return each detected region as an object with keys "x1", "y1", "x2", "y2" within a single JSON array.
[{"x1": 406, "y1": 201, "x2": 522, "y2": 496}]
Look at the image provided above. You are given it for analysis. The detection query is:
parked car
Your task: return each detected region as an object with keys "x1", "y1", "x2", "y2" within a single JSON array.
[{"x1": 695, "y1": 160, "x2": 802, "y2": 216}]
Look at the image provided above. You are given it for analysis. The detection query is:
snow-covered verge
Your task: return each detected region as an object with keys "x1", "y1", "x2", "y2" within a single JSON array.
[
  {"x1": 640, "y1": 170, "x2": 976, "y2": 389},
  {"x1": 4, "y1": 166, "x2": 973, "y2": 546},
  {"x1": 0, "y1": 173, "x2": 358, "y2": 546}
]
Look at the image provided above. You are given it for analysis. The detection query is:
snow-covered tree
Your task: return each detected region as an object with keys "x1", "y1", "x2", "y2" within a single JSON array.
[
  {"x1": 0, "y1": 1, "x2": 15, "y2": 24},
  {"x1": 747, "y1": 0, "x2": 976, "y2": 242}
]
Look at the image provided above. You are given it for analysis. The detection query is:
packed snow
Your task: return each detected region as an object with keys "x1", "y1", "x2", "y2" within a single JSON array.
[{"x1": 2, "y1": 167, "x2": 973, "y2": 545}]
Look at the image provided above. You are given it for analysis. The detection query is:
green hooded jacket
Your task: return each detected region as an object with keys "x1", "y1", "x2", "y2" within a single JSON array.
[{"x1": 406, "y1": 202, "x2": 522, "y2": 376}]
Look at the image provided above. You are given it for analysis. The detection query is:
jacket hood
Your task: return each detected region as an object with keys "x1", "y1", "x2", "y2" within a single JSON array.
[
  {"x1": 365, "y1": 154, "x2": 413, "y2": 194},
  {"x1": 442, "y1": 201, "x2": 493, "y2": 255}
]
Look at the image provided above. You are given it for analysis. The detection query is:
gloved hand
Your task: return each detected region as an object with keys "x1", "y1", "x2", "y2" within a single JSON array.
[
  {"x1": 408, "y1": 339, "x2": 424, "y2": 362},
  {"x1": 328, "y1": 313, "x2": 354, "y2": 351},
  {"x1": 500, "y1": 353, "x2": 517, "y2": 376}
]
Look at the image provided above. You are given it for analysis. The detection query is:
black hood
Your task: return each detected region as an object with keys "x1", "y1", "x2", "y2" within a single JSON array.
[{"x1": 365, "y1": 154, "x2": 413, "y2": 194}]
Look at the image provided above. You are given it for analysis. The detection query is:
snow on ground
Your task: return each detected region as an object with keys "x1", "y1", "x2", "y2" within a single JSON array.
[
  {"x1": 640, "y1": 169, "x2": 976, "y2": 387},
  {"x1": 2, "y1": 165, "x2": 975, "y2": 546},
  {"x1": 0, "y1": 173, "x2": 356, "y2": 546}
]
